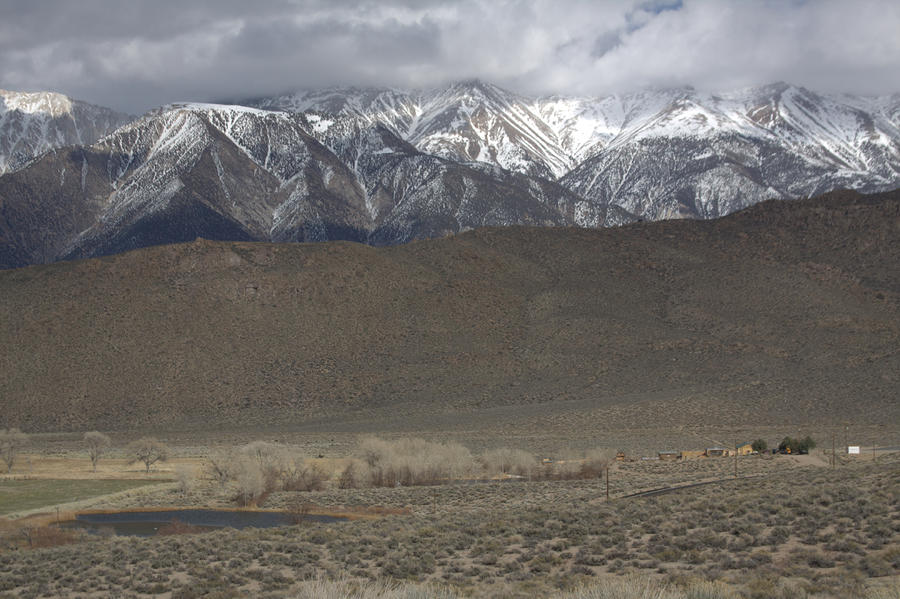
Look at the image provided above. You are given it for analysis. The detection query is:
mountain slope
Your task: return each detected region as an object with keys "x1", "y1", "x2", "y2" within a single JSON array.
[
  {"x1": 0, "y1": 103, "x2": 588, "y2": 267},
  {"x1": 1, "y1": 189, "x2": 897, "y2": 433},
  {"x1": 556, "y1": 84, "x2": 900, "y2": 220},
  {"x1": 1, "y1": 82, "x2": 898, "y2": 269},
  {"x1": 0, "y1": 104, "x2": 370, "y2": 267},
  {"x1": 254, "y1": 81, "x2": 574, "y2": 179},
  {"x1": 0, "y1": 89, "x2": 132, "y2": 175},
  {"x1": 300, "y1": 114, "x2": 590, "y2": 244},
  {"x1": 258, "y1": 82, "x2": 900, "y2": 222}
]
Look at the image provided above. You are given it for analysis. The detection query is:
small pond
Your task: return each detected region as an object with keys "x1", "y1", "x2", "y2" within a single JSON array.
[{"x1": 63, "y1": 509, "x2": 347, "y2": 537}]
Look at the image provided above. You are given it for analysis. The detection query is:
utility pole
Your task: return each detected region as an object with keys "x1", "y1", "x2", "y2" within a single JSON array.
[
  {"x1": 832, "y1": 432, "x2": 836, "y2": 470},
  {"x1": 734, "y1": 440, "x2": 738, "y2": 479},
  {"x1": 605, "y1": 465, "x2": 610, "y2": 502}
]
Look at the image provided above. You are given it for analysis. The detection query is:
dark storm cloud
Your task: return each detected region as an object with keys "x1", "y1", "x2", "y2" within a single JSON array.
[
  {"x1": 0, "y1": 1, "x2": 288, "y2": 46},
  {"x1": 1, "y1": 0, "x2": 897, "y2": 113}
]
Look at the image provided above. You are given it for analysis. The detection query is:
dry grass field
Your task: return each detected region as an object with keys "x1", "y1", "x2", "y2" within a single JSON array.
[{"x1": 0, "y1": 435, "x2": 897, "y2": 598}]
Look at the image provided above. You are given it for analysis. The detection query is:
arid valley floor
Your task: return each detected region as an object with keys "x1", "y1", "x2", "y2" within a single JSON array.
[
  {"x1": 1, "y1": 190, "x2": 898, "y2": 598},
  {"x1": 1, "y1": 423, "x2": 898, "y2": 599}
]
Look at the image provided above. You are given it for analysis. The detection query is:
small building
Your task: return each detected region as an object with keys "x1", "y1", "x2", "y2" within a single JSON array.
[
  {"x1": 680, "y1": 449, "x2": 706, "y2": 460},
  {"x1": 706, "y1": 447, "x2": 730, "y2": 458},
  {"x1": 615, "y1": 451, "x2": 626, "y2": 462},
  {"x1": 658, "y1": 450, "x2": 680, "y2": 461},
  {"x1": 735, "y1": 442, "x2": 754, "y2": 456}
]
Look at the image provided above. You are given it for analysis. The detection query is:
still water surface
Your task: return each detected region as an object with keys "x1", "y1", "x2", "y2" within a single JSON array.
[{"x1": 64, "y1": 509, "x2": 346, "y2": 536}]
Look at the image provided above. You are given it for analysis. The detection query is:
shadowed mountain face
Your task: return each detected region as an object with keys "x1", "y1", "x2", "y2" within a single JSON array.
[
  {"x1": 1, "y1": 189, "x2": 897, "y2": 433},
  {"x1": 0, "y1": 104, "x2": 586, "y2": 269}
]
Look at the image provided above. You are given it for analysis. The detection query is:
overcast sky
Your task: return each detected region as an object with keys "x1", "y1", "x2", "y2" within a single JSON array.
[{"x1": 1, "y1": 0, "x2": 898, "y2": 114}]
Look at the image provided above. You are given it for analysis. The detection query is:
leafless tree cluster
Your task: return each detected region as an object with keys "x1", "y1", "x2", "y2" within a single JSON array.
[
  {"x1": 345, "y1": 438, "x2": 614, "y2": 487},
  {"x1": 203, "y1": 437, "x2": 613, "y2": 505},
  {"x1": 480, "y1": 447, "x2": 535, "y2": 477},
  {"x1": 206, "y1": 441, "x2": 328, "y2": 506},
  {"x1": 355, "y1": 437, "x2": 475, "y2": 487}
]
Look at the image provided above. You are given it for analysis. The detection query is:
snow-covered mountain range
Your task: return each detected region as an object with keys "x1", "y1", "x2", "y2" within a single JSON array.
[
  {"x1": 254, "y1": 81, "x2": 574, "y2": 180},
  {"x1": 257, "y1": 81, "x2": 900, "y2": 222},
  {"x1": 0, "y1": 81, "x2": 898, "y2": 267}
]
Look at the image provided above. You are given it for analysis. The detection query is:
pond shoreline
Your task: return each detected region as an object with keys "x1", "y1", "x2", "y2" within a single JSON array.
[
  {"x1": 12, "y1": 501, "x2": 407, "y2": 531},
  {"x1": 63, "y1": 507, "x2": 351, "y2": 536}
]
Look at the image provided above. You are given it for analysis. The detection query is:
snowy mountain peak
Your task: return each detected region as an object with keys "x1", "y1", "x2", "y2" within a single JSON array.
[
  {"x1": 0, "y1": 89, "x2": 75, "y2": 117},
  {"x1": 0, "y1": 90, "x2": 132, "y2": 175},
  {"x1": 440, "y1": 79, "x2": 510, "y2": 101},
  {"x1": 160, "y1": 102, "x2": 283, "y2": 116},
  {"x1": 248, "y1": 82, "x2": 574, "y2": 179}
]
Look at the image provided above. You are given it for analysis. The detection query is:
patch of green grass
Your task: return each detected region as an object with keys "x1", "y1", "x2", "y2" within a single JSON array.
[{"x1": 0, "y1": 479, "x2": 161, "y2": 515}]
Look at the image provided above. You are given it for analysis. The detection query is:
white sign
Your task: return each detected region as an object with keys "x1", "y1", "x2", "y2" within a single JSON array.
[{"x1": 848, "y1": 446, "x2": 860, "y2": 455}]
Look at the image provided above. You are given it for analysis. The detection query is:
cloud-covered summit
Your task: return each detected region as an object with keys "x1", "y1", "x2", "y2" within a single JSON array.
[{"x1": 1, "y1": 0, "x2": 898, "y2": 113}]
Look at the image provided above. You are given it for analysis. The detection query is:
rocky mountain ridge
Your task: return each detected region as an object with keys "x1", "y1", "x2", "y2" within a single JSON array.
[
  {"x1": 260, "y1": 81, "x2": 900, "y2": 221},
  {"x1": 0, "y1": 82, "x2": 898, "y2": 268}
]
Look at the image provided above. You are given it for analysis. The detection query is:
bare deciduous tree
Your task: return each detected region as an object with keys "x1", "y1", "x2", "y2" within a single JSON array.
[
  {"x1": 359, "y1": 436, "x2": 391, "y2": 468},
  {"x1": 206, "y1": 448, "x2": 237, "y2": 489},
  {"x1": 338, "y1": 461, "x2": 360, "y2": 489},
  {"x1": 83, "y1": 431, "x2": 111, "y2": 472},
  {"x1": 127, "y1": 437, "x2": 169, "y2": 473},
  {"x1": 0, "y1": 428, "x2": 29, "y2": 473},
  {"x1": 282, "y1": 458, "x2": 328, "y2": 492},
  {"x1": 234, "y1": 456, "x2": 265, "y2": 506},
  {"x1": 175, "y1": 465, "x2": 197, "y2": 495},
  {"x1": 240, "y1": 441, "x2": 286, "y2": 490}
]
